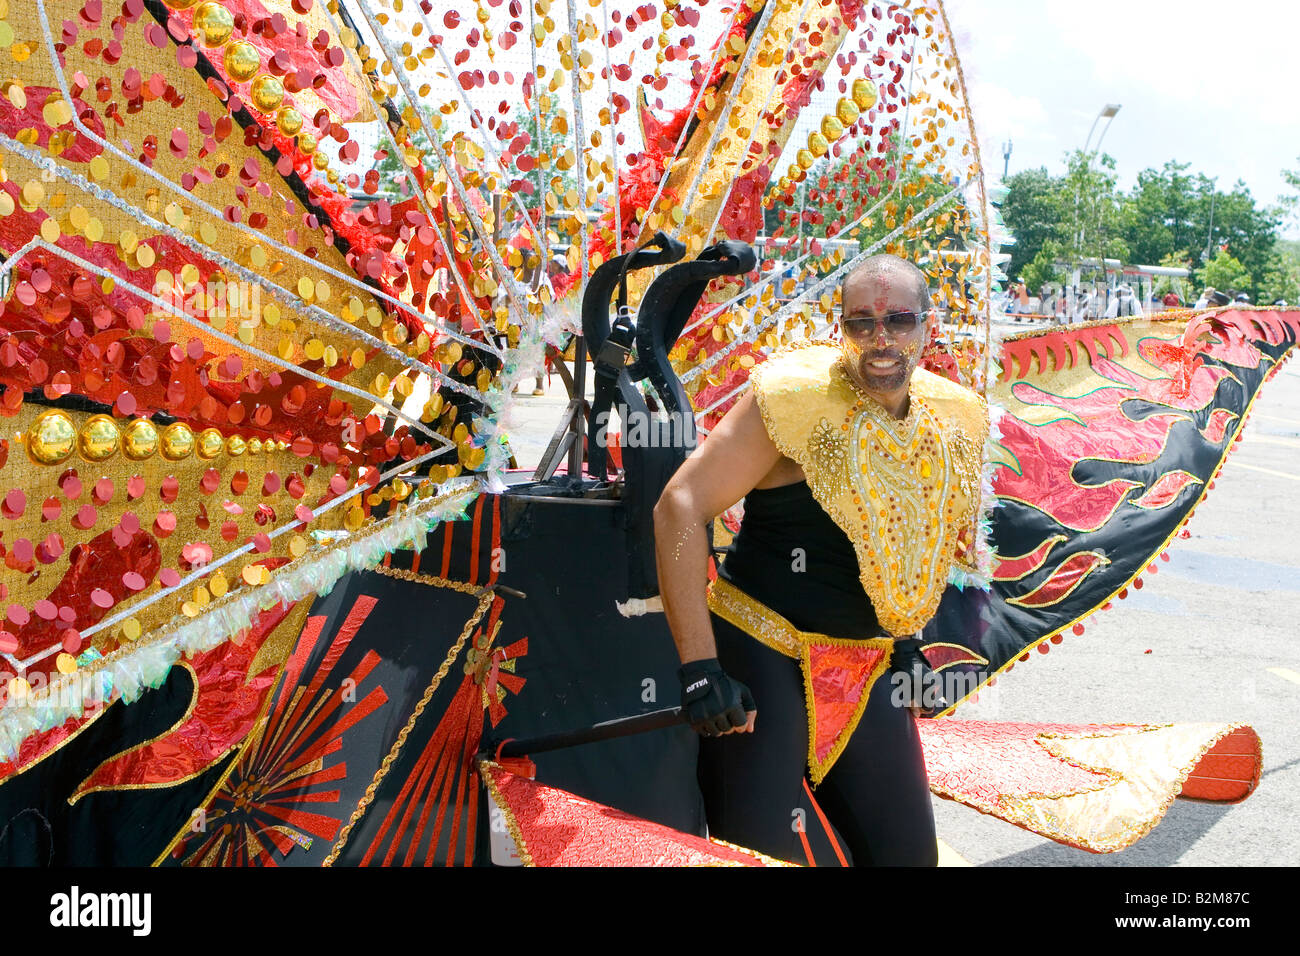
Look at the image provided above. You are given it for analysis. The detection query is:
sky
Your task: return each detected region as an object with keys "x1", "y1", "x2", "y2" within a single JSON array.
[{"x1": 943, "y1": 0, "x2": 1300, "y2": 236}]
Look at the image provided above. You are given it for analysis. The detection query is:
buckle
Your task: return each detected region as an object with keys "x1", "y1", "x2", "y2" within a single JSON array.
[{"x1": 593, "y1": 338, "x2": 630, "y2": 379}]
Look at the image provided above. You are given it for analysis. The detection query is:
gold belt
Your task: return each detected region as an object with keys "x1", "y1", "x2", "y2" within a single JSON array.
[
  {"x1": 706, "y1": 576, "x2": 896, "y2": 784},
  {"x1": 707, "y1": 576, "x2": 893, "y2": 659}
]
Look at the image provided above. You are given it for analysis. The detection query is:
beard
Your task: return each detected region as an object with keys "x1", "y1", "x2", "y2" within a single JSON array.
[
  {"x1": 845, "y1": 344, "x2": 919, "y2": 400},
  {"x1": 855, "y1": 351, "x2": 911, "y2": 393}
]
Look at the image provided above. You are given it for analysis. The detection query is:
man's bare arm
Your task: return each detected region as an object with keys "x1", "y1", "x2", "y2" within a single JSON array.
[{"x1": 653, "y1": 392, "x2": 784, "y2": 667}]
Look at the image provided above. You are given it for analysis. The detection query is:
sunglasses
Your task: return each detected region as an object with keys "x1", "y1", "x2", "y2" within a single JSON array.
[{"x1": 842, "y1": 310, "x2": 927, "y2": 337}]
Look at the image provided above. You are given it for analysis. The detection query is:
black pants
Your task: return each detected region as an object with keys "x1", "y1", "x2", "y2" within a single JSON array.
[{"x1": 698, "y1": 615, "x2": 938, "y2": 866}]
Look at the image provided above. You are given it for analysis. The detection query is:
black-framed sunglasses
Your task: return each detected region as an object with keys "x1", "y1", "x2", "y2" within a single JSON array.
[{"x1": 842, "y1": 310, "x2": 928, "y2": 337}]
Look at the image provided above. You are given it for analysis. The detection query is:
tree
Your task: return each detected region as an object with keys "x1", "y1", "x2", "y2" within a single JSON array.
[
  {"x1": 371, "y1": 92, "x2": 579, "y2": 216},
  {"x1": 999, "y1": 152, "x2": 1130, "y2": 288},
  {"x1": 1200, "y1": 249, "x2": 1252, "y2": 295},
  {"x1": 500, "y1": 92, "x2": 581, "y2": 215},
  {"x1": 1020, "y1": 242, "x2": 1064, "y2": 295},
  {"x1": 1258, "y1": 239, "x2": 1300, "y2": 304},
  {"x1": 999, "y1": 167, "x2": 1063, "y2": 279},
  {"x1": 1197, "y1": 180, "x2": 1278, "y2": 294},
  {"x1": 1151, "y1": 251, "x2": 1193, "y2": 300},
  {"x1": 765, "y1": 138, "x2": 963, "y2": 255},
  {"x1": 1121, "y1": 161, "x2": 1198, "y2": 267},
  {"x1": 1062, "y1": 150, "x2": 1129, "y2": 274},
  {"x1": 1279, "y1": 157, "x2": 1300, "y2": 230}
]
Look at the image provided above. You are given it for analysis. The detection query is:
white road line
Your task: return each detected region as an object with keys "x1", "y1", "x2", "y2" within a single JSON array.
[
  {"x1": 937, "y1": 838, "x2": 972, "y2": 867},
  {"x1": 1255, "y1": 414, "x2": 1300, "y2": 427},
  {"x1": 1266, "y1": 667, "x2": 1300, "y2": 686},
  {"x1": 1225, "y1": 461, "x2": 1300, "y2": 482},
  {"x1": 1241, "y1": 435, "x2": 1300, "y2": 448}
]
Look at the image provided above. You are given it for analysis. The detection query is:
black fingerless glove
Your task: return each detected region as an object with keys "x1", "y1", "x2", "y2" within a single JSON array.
[
  {"x1": 889, "y1": 638, "x2": 948, "y2": 712},
  {"x1": 678, "y1": 658, "x2": 755, "y2": 737}
]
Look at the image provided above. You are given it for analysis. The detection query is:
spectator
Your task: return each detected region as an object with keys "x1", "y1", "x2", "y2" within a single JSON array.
[
  {"x1": 1162, "y1": 289, "x2": 1181, "y2": 308},
  {"x1": 1074, "y1": 288, "x2": 1094, "y2": 322},
  {"x1": 1091, "y1": 286, "x2": 1107, "y2": 319},
  {"x1": 995, "y1": 285, "x2": 1015, "y2": 315},
  {"x1": 1193, "y1": 286, "x2": 1216, "y2": 309},
  {"x1": 1106, "y1": 283, "x2": 1143, "y2": 318}
]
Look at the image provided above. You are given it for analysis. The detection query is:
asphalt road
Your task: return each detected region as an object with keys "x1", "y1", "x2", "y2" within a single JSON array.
[{"x1": 503, "y1": 347, "x2": 1300, "y2": 867}]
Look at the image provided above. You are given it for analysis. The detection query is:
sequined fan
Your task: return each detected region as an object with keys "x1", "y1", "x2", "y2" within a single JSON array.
[{"x1": 0, "y1": 0, "x2": 995, "y2": 763}]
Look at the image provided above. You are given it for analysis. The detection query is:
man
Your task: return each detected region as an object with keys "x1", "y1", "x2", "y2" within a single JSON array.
[
  {"x1": 1106, "y1": 283, "x2": 1143, "y2": 318},
  {"x1": 1193, "y1": 286, "x2": 1216, "y2": 309},
  {"x1": 654, "y1": 254, "x2": 989, "y2": 865}
]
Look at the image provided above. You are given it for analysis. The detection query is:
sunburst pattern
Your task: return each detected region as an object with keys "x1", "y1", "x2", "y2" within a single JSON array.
[{"x1": 169, "y1": 596, "x2": 388, "y2": 866}]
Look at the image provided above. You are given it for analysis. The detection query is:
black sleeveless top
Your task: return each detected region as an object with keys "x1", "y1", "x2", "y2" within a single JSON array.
[{"x1": 718, "y1": 481, "x2": 882, "y2": 640}]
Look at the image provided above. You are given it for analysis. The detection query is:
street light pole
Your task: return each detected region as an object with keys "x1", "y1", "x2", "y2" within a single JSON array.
[
  {"x1": 1203, "y1": 178, "x2": 1219, "y2": 263},
  {"x1": 1070, "y1": 103, "x2": 1121, "y2": 322},
  {"x1": 1002, "y1": 138, "x2": 1012, "y2": 180}
]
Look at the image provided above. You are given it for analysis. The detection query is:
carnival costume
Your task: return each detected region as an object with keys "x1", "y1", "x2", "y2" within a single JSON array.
[
  {"x1": 693, "y1": 342, "x2": 988, "y2": 862},
  {"x1": 0, "y1": 0, "x2": 1278, "y2": 868}
]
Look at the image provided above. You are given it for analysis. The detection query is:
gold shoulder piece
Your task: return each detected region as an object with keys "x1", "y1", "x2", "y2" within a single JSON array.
[
  {"x1": 751, "y1": 350, "x2": 991, "y2": 636},
  {"x1": 752, "y1": 343, "x2": 851, "y2": 459}
]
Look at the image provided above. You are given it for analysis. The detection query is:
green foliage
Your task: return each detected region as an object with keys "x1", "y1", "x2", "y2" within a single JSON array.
[
  {"x1": 1200, "y1": 250, "x2": 1252, "y2": 294},
  {"x1": 763, "y1": 139, "x2": 966, "y2": 255},
  {"x1": 1152, "y1": 252, "x2": 1194, "y2": 300},
  {"x1": 999, "y1": 167, "x2": 1062, "y2": 278},
  {"x1": 504, "y1": 93, "x2": 580, "y2": 212},
  {"x1": 1020, "y1": 243, "x2": 1063, "y2": 294},
  {"x1": 998, "y1": 153, "x2": 1282, "y2": 301},
  {"x1": 1060, "y1": 150, "x2": 1129, "y2": 269},
  {"x1": 1194, "y1": 180, "x2": 1279, "y2": 291},
  {"x1": 374, "y1": 118, "x2": 434, "y2": 196},
  {"x1": 372, "y1": 94, "x2": 579, "y2": 210},
  {"x1": 1258, "y1": 239, "x2": 1300, "y2": 303},
  {"x1": 1279, "y1": 157, "x2": 1300, "y2": 230},
  {"x1": 1120, "y1": 161, "x2": 1198, "y2": 267}
]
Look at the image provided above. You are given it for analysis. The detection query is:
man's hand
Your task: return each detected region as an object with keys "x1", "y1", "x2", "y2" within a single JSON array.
[
  {"x1": 889, "y1": 637, "x2": 948, "y2": 715},
  {"x1": 678, "y1": 658, "x2": 756, "y2": 736}
]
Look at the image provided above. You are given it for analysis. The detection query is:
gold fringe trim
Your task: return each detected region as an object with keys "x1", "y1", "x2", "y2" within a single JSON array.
[
  {"x1": 478, "y1": 759, "x2": 534, "y2": 867},
  {"x1": 927, "y1": 722, "x2": 1259, "y2": 853},
  {"x1": 371, "y1": 564, "x2": 490, "y2": 595}
]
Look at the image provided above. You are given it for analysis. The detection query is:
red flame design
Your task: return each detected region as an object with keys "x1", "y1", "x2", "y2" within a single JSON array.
[
  {"x1": 1005, "y1": 551, "x2": 1109, "y2": 609},
  {"x1": 1129, "y1": 471, "x2": 1201, "y2": 511},
  {"x1": 994, "y1": 334, "x2": 1230, "y2": 532},
  {"x1": 993, "y1": 534, "x2": 1066, "y2": 583}
]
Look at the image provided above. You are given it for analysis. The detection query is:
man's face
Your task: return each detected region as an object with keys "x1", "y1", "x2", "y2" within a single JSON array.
[{"x1": 840, "y1": 269, "x2": 931, "y2": 408}]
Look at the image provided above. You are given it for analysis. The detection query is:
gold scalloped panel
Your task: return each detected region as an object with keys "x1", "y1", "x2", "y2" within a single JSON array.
[{"x1": 0, "y1": 402, "x2": 341, "y2": 676}]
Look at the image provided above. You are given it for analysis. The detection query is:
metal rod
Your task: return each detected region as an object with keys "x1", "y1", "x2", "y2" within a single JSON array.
[
  {"x1": 493, "y1": 707, "x2": 686, "y2": 758},
  {"x1": 566, "y1": 336, "x2": 588, "y2": 478}
]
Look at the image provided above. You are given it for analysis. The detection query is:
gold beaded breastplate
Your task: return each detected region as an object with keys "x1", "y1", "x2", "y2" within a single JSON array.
[{"x1": 751, "y1": 343, "x2": 988, "y2": 636}]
